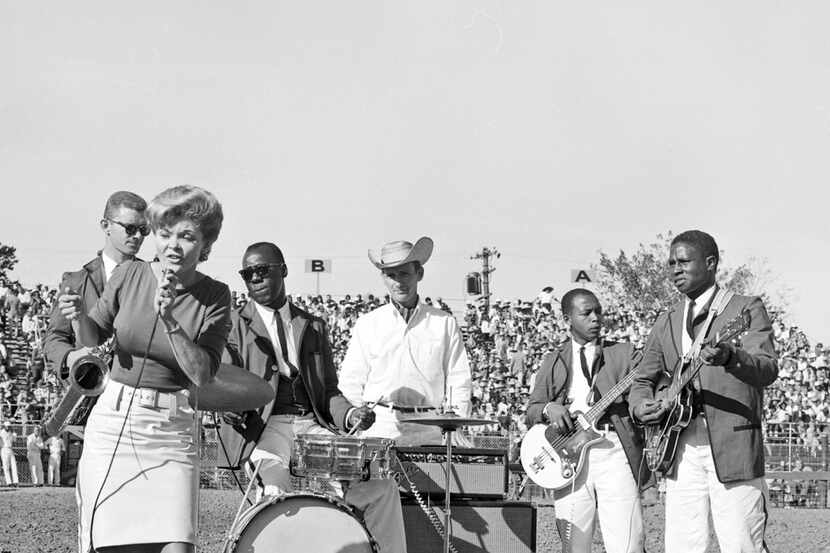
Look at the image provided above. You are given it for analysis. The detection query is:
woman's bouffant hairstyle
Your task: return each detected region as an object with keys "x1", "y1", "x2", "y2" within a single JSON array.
[{"x1": 146, "y1": 185, "x2": 224, "y2": 262}]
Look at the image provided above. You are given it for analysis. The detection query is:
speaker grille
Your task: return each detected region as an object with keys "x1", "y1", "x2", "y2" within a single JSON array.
[
  {"x1": 402, "y1": 499, "x2": 536, "y2": 553},
  {"x1": 395, "y1": 447, "x2": 508, "y2": 499}
]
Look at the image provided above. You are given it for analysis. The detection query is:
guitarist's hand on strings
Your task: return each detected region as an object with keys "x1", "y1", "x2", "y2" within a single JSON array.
[
  {"x1": 543, "y1": 402, "x2": 574, "y2": 434},
  {"x1": 633, "y1": 400, "x2": 666, "y2": 424},
  {"x1": 699, "y1": 342, "x2": 734, "y2": 367}
]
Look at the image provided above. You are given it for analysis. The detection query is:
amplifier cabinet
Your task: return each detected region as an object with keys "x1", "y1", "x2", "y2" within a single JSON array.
[
  {"x1": 395, "y1": 446, "x2": 508, "y2": 499},
  {"x1": 402, "y1": 498, "x2": 536, "y2": 553}
]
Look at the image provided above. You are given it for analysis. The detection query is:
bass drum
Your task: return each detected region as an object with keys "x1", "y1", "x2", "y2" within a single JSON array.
[{"x1": 223, "y1": 493, "x2": 378, "y2": 553}]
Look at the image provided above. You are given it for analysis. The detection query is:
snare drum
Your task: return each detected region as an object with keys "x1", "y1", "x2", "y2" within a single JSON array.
[
  {"x1": 292, "y1": 434, "x2": 394, "y2": 481},
  {"x1": 223, "y1": 493, "x2": 378, "y2": 553}
]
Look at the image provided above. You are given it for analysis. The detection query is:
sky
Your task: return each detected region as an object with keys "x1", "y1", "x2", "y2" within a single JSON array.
[{"x1": 1, "y1": 2, "x2": 828, "y2": 341}]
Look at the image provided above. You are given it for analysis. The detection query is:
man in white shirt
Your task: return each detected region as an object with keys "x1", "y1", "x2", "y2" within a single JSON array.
[
  {"x1": 526, "y1": 288, "x2": 650, "y2": 553},
  {"x1": 26, "y1": 425, "x2": 44, "y2": 485},
  {"x1": 630, "y1": 230, "x2": 778, "y2": 553},
  {"x1": 339, "y1": 236, "x2": 472, "y2": 446},
  {"x1": 46, "y1": 434, "x2": 64, "y2": 485},
  {"x1": 0, "y1": 421, "x2": 19, "y2": 486},
  {"x1": 44, "y1": 191, "x2": 148, "y2": 378}
]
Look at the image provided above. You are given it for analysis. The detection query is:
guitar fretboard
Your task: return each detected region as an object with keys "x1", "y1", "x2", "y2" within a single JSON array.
[{"x1": 583, "y1": 369, "x2": 638, "y2": 425}]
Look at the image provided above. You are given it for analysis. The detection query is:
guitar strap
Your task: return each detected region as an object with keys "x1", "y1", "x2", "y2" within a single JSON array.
[{"x1": 677, "y1": 288, "x2": 735, "y2": 378}]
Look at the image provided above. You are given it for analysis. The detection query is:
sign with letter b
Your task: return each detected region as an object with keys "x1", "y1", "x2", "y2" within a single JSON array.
[{"x1": 305, "y1": 259, "x2": 332, "y2": 273}]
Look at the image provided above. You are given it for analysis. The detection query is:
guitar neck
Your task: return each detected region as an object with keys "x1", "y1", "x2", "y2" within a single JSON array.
[
  {"x1": 584, "y1": 369, "x2": 637, "y2": 424},
  {"x1": 664, "y1": 357, "x2": 704, "y2": 402},
  {"x1": 661, "y1": 316, "x2": 743, "y2": 403}
]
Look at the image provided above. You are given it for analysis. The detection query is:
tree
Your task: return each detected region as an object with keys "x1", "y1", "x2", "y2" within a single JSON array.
[
  {"x1": 593, "y1": 232, "x2": 677, "y2": 318},
  {"x1": 593, "y1": 232, "x2": 789, "y2": 322},
  {"x1": 0, "y1": 243, "x2": 17, "y2": 280}
]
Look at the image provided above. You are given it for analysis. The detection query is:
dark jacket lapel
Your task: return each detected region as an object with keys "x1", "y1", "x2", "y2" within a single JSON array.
[
  {"x1": 83, "y1": 256, "x2": 105, "y2": 298},
  {"x1": 668, "y1": 301, "x2": 685, "y2": 357},
  {"x1": 239, "y1": 302, "x2": 277, "y2": 378},
  {"x1": 289, "y1": 303, "x2": 310, "y2": 357},
  {"x1": 592, "y1": 341, "x2": 611, "y2": 394},
  {"x1": 558, "y1": 341, "x2": 574, "y2": 400}
]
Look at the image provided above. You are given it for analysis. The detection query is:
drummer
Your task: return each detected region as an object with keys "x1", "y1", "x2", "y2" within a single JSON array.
[
  {"x1": 339, "y1": 236, "x2": 473, "y2": 445},
  {"x1": 218, "y1": 242, "x2": 407, "y2": 553}
]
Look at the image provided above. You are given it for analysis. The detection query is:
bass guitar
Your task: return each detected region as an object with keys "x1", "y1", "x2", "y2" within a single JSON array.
[
  {"x1": 520, "y1": 369, "x2": 639, "y2": 490},
  {"x1": 643, "y1": 309, "x2": 750, "y2": 474}
]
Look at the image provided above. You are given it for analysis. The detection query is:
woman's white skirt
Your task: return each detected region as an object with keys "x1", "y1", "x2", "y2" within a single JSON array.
[{"x1": 77, "y1": 381, "x2": 198, "y2": 552}]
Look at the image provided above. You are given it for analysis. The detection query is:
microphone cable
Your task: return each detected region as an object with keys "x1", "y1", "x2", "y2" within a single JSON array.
[{"x1": 87, "y1": 311, "x2": 161, "y2": 552}]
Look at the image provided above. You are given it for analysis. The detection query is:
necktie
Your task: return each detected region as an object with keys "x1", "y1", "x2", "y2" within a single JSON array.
[
  {"x1": 579, "y1": 346, "x2": 591, "y2": 384},
  {"x1": 274, "y1": 313, "x2": 298, "y2": 377},
  {"x1": 685, "y1": 299, "x2": 696, "y2": 339},
  {"x1": 580, "y1": 346, "x2": 597, "y2": 405}
]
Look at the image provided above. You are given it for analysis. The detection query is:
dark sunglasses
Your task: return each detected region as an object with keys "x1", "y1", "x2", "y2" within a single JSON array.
[
  {"x1": 108, "y1": 219, "x2": 150, "y2": 236},
  {"x1": 239, "y1": 263, "x2": 284, "y2": 282}
]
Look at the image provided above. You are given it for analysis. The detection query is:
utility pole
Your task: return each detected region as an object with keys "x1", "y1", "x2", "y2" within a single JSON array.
[{"x1": 470, "y1": 247, "x2": 500, "y2": 313}]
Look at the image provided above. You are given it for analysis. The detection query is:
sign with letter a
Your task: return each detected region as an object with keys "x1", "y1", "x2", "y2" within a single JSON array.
[
  {"x1": 570, "y1": 269, "x2": 595, "y2": 284},
  {"x1": 305, "y1": 259, "x2": 332, "y2": 273}
]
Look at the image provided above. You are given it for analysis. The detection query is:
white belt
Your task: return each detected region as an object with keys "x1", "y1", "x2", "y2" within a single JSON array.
[{"x1": 112, "y1": 382, "x2": 179, "y2": 411}]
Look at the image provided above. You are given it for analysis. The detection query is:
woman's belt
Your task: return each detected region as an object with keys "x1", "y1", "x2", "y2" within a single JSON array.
[{"x1": 111, "y1": 381, "x2": 181, "y2": 410}]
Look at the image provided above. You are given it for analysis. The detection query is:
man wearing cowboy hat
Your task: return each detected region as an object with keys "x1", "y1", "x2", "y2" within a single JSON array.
[{"x1": 339, "y1": 237, "x2": 472, "y2": 446}]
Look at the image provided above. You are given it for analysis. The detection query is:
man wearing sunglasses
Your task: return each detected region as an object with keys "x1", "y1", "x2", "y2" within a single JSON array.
[
  {"x1": 218, "y1": 242, "x2": 407, "y2": 553},
  {"x1": 44, "y1": 191, "x2": 148, "y2": 379}
]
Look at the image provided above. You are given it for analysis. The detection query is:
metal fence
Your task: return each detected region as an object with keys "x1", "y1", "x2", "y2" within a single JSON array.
[{"x1": 4, "y1": 421, "x2": 829, "y2": 508}]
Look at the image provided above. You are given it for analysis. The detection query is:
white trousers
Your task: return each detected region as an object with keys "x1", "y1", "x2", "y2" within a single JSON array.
[
  {"x1": 552, "y1": 431, "x2": 644, "y2": 553},
  {"x1": 48, "y1": 453, "x2": 62, "y2": 485},
  {"x1": 1, "y1": 446, "x2": 18, "y2": 484},
  {"x1": 665, "y1": 416, "x2": 768, "y2": 553},
  {"x1": 27, "y1": 452, "x2": 43, "y2": 484},
  {"x1": 249, "y1": 415, "x2": 407, "y2": 553}
]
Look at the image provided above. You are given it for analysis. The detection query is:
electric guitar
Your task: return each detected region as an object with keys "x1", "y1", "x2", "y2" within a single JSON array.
[
  {"x1": 643, "y1": 309, "x2": 750, "y2": 474},
  {"x1": 520, "y1": 369, "x2": 639, "y2": 490}
]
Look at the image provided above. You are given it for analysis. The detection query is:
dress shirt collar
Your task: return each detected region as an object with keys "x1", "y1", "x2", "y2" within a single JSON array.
[
  {"x1": 101, "y1": 251, "x2": 120, "y2": 282},
  {"x1": 686, "y1": 284, "x2": 717, "y2": 317},
  {"x1": 571, "y1": 338, "x2": 597, "y2": 357},
  {"x1": 253, "y1": 300, "x2": 292, "y2": 326},
  {"x1": 391, "y1": 296, "x2": 420, "y2": 323}
]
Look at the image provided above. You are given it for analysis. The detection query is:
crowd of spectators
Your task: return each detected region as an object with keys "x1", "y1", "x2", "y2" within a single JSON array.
[{"x1": 0, "y1": 278, "x2": 59, "y2": 429}]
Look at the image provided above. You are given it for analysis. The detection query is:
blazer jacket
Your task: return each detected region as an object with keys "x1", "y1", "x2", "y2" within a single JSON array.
[
  {"x1": 526, "y1": 339, "x2": 653, "y2": 490},
  {"x1": 628, "y1": 293, "x2": 778, "y2": 482},
  {"x1": 216, "y1": 300, "x2": 353, "y2": 469},
  {"x1": 43, "y1": 256, "x2": 106, "y2": 376}
]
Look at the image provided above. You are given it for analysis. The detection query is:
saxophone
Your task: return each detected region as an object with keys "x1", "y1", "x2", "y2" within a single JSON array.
[{"x1": 42, "y1": 339, "x2": 114, "y2": 438}]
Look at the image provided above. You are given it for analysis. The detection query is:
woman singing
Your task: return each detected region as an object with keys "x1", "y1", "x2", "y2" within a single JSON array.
[{"x1": 59, "y1": 185, "x2": 232, "y2": 553}]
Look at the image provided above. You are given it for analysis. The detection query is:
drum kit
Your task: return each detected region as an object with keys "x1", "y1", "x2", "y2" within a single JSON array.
[{"x1": 199, "y1": 364, "x2": 496, "y2": 553}]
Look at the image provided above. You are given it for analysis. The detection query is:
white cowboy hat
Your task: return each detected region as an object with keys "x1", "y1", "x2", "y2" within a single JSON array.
[{"x1": 368, "y1": 237, "x2": 433, "y2": 270}]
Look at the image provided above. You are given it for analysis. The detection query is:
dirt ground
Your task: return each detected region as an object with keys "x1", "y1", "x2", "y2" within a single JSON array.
[{"x1": 0, "y1": 487, "x2": 828, "y2": 552}]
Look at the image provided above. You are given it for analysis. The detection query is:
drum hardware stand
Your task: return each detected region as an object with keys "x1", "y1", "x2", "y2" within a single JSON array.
[
  {"x1": 228, "y1": 459, "x2": 263, "y2": 542},
  {"x1": 407, "y1": 404, "x2": 495, "y2": 553}
]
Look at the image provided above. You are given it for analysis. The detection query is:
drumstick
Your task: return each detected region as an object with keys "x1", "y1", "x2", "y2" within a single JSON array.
[{"x1": 347, "y1": 400, "x2": 379, "y2": 436}]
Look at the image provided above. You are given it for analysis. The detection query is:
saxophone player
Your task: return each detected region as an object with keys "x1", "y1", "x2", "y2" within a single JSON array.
[{"x1": 44, "y1": 191, "x2": 148, "y2": 379}]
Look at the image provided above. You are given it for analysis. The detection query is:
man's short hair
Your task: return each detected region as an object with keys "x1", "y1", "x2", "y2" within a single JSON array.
[
  {"x1": 245, "y1": 242, "x2": 285, "y2": 264},
  {"x1": 102, "y1": 191, "x2": 147, "y2": 219},
  {"x1": 560, "y1": 288, "x2": 599, "y2": 316},
  {"x1": 671, "y1": 230, "x2": 719, "y2": 265}
]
